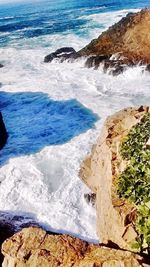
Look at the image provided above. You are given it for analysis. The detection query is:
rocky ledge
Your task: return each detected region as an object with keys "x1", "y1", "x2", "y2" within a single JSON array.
[
  {"x1": 2, "y1": 227, "x2": 150, "y2": 267},
  {"x1": 44, "y1": 9, "x2": 150, "y2": 75},
  {"x1": 80, "y1": 106, "x2": 150, "y2": 253}
]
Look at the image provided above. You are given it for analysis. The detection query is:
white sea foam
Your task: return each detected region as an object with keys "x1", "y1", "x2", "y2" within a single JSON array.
[{"x1": 0, "y1": 8, "x2": 149, "y2": 242}]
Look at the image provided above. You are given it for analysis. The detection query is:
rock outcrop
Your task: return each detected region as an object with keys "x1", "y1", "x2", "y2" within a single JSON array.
[
  {"x1": 44, "y1": 9, "x2": 150, "y2": 74},
  {"x1": 79, "y1": 9, "x2": 150, "y2": 65},
  {"x1": 44, "y1": 47, "x2": 79, "y2": 63},
  {"x1": 0, "y1": 213, "x2": 41, "y2": 265},
  {"x1": 0, "y1": 112, "x2": 8, "y2": 150},
  {"x1": 80, "y1": 106, "x2": 150, "y2": 251},
  {"x1": 2, "y1": 227, "x2": 150, "y2": 267}
]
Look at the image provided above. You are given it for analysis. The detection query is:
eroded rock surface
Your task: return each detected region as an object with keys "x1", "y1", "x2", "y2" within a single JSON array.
[
  {"x1": 80, "y1": 106, "x2": 150, "y2": 250},
  {"x1": 2, "y1": 227, "x2": 149, "y2": 267},
  {"x1": 45, "y1": 9, "x2": 150, "y2": 75},
  {"x1": 79, "y1": 9, "x2": 150, "y2": 65}
]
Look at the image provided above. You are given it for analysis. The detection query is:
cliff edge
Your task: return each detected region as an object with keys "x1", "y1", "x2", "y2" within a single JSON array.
[{"x1": 80, "y1": 106, "x2": 150, "y2": 252}]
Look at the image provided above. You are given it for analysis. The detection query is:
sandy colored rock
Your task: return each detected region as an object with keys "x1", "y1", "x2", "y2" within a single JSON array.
[
  {"x1": 2, "y1": 227, "x2": 149, "y2": 267},
  {"x1": 79, "y1": 9, "x2": 150, "y2": 64},
  {"x1": 80, "y1": 106, "x2": 150, "y2": 250}
]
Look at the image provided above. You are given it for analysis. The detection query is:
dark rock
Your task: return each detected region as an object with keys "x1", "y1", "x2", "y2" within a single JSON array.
[
  {"x1": 0, "y1": 112, "x2": 8, "y2": 150},
  {"x1": 146, "y1": 64, "x2": 150, "y2": 72},
  {"x1": 85, "y1": 55, "x2": 111, "y2": 69},
  {"x1": 0, "y1": 220, "x2": 15, "y2": 265},
  {"x1": 84, "y1": 193, "x2": 96, "y2": 207},
  {"x1": 102, "y1": 60, "x2": 125, "y2": 76},
  {"x1": 0, "y1": 64, "x2": 4, "y2": 68},
  {"x1": 44, "y1": 47, "x2": 79, "y2": 63}
]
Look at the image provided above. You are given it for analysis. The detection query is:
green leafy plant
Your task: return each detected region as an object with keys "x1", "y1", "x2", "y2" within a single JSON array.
[{"x1": 117, "y1": 112, "x2": 150, "y2": 254}]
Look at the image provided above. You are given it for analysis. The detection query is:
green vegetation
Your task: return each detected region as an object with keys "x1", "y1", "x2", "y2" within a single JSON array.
[{"x1": 117, "y1": 113, "x2": 150, "y2": 254}]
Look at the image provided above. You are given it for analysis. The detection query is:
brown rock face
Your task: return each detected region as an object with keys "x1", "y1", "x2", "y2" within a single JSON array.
[
  {"x1": 2, "y1": 227, "x2": 149, "y2": 267},
  {"x1": 80, "y1": 106, "x2": 150, "y2": 250},
  {"x1": 79, "y1": 9, "x2": 150, "y2": 64}
]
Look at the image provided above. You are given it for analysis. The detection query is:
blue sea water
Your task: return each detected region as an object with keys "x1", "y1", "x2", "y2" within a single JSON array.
[
  {"x1": 0, "y1": 0, "x2": 150, "y2": 240},
  {"x1": 0, "y1": 0, "x2": 150, "y2": 47}
]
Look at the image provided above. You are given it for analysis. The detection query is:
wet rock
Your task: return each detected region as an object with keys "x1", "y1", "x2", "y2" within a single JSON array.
[
  {"x1": 145, "y1": 64, "x2": 150, "y2": 72},
  {"x1": 84, "y1": 193, "x2": 96, "y2": 207},
  {"x1": 85, "y1": 55, "x2": 111, "y2": 69},
  {"x1": 0, "y1": 112, "x2": 8, "y2": 150},
  {"x1": 79, "y1": 9, "x2": 150, "y2": 65},
  {"x1": 2, "y1": 227, "x2": 148, "y2": 267},
  {"x1": 0, "y1": 64, "x2": 4, "y2": 68},
  {"x1": 44, "y1": 47, "x2": 79, "y2": 63}
]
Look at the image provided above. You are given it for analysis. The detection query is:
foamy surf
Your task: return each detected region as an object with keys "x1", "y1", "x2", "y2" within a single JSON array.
[{"x1": 0, "y1": 5, "x2": 150, "y2": 242}]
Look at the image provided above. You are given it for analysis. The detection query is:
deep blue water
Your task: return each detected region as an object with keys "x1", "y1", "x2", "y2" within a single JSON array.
[
  {"x1": 0, "y1": 0, "x2": 149, "y2": 163},
  {"x1": 0, "y1": 91, "x2": 98, "y2": 165},
  {"x1": 0, "y1": 0, "x2": 150, "y2": 47}
]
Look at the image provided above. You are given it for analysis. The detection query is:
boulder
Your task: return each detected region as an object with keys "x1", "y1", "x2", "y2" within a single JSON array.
[
  {"x1": 0, "y1": 112, "x2": 8, "y2": 150},
  {"x1": 0, "y1": 213, "x2": 40, "y2": 265},
  {"x1": 80, "y1": 106, "x2": 150, "y2": 250},
  {"x1": 44, "y1": 47, "x2": 79, "y2": 63},
  {"x1": 2, "y1": 227, "x2": 149, "y2": 267}
]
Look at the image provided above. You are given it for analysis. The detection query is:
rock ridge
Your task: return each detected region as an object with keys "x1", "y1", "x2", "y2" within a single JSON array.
[
  {"x1": 44, "y1": 9, "x2": 150, "y2": 75},
  {"x1": 2, "y1": 227, "x2": 150, "y2": 267}
]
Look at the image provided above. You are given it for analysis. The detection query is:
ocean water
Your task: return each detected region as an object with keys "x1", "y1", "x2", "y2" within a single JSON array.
[{"x1": 0, "y1": 0, "x2": 150, "y2": 241}]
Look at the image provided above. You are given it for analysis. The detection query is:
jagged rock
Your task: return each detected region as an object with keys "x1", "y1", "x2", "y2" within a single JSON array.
[
  {"x1": 44, "y1": 47, "x2": 79, "y2": 63},
  {"x1": 0, "y1": 112, "x2": 8, "y2": 150},
  {"x1": 80, "y1": 106, "x2": 150, "y2": 250},
  {"x1": 84, "y1": 193, "x2": 96, "y2": 207},
  {"x1": 79, "y1": 9, "x2": 150, "y2": 65},
  {"x1": 2, "y1": 227, "x2": 149, "y2": 267},
  {"x1": 0, "y1": 213, "x2": 40, "y2": 265},
  {"x1": 85, "y1": 55, "x2": 111, "y2": 69},
  {"x1": 44, "y1": 10, "x2": 150, "y2": 75}
]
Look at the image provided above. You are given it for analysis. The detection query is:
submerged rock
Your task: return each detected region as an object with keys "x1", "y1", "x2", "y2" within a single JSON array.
[
  {"x1": 2, "y1": 227, "x2": 149, "y2": 267},
  {"x1": 80, "y1": 106, "x2": 150, "y2": 251},
  {"x1": 0, "y1": 112, "x2": 8, "y2": 150},
  {"x1": 44, "y1": 47, "x2": 79, "y2": 63}
]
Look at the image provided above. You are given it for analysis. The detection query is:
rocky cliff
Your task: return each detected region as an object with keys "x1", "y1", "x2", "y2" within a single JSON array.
[
  {"x1": 80, "y1": 106, "x2": 150, "y2": 251},
  {"x1": 2, "y1": 227, "x2": 149, "y2": 267},
  {"x1": 44, "y1": 9, "x2": 150, "y2": 75},
  {"x1": 79, "y1": 9, "x2": 150, "y2": 64}
]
